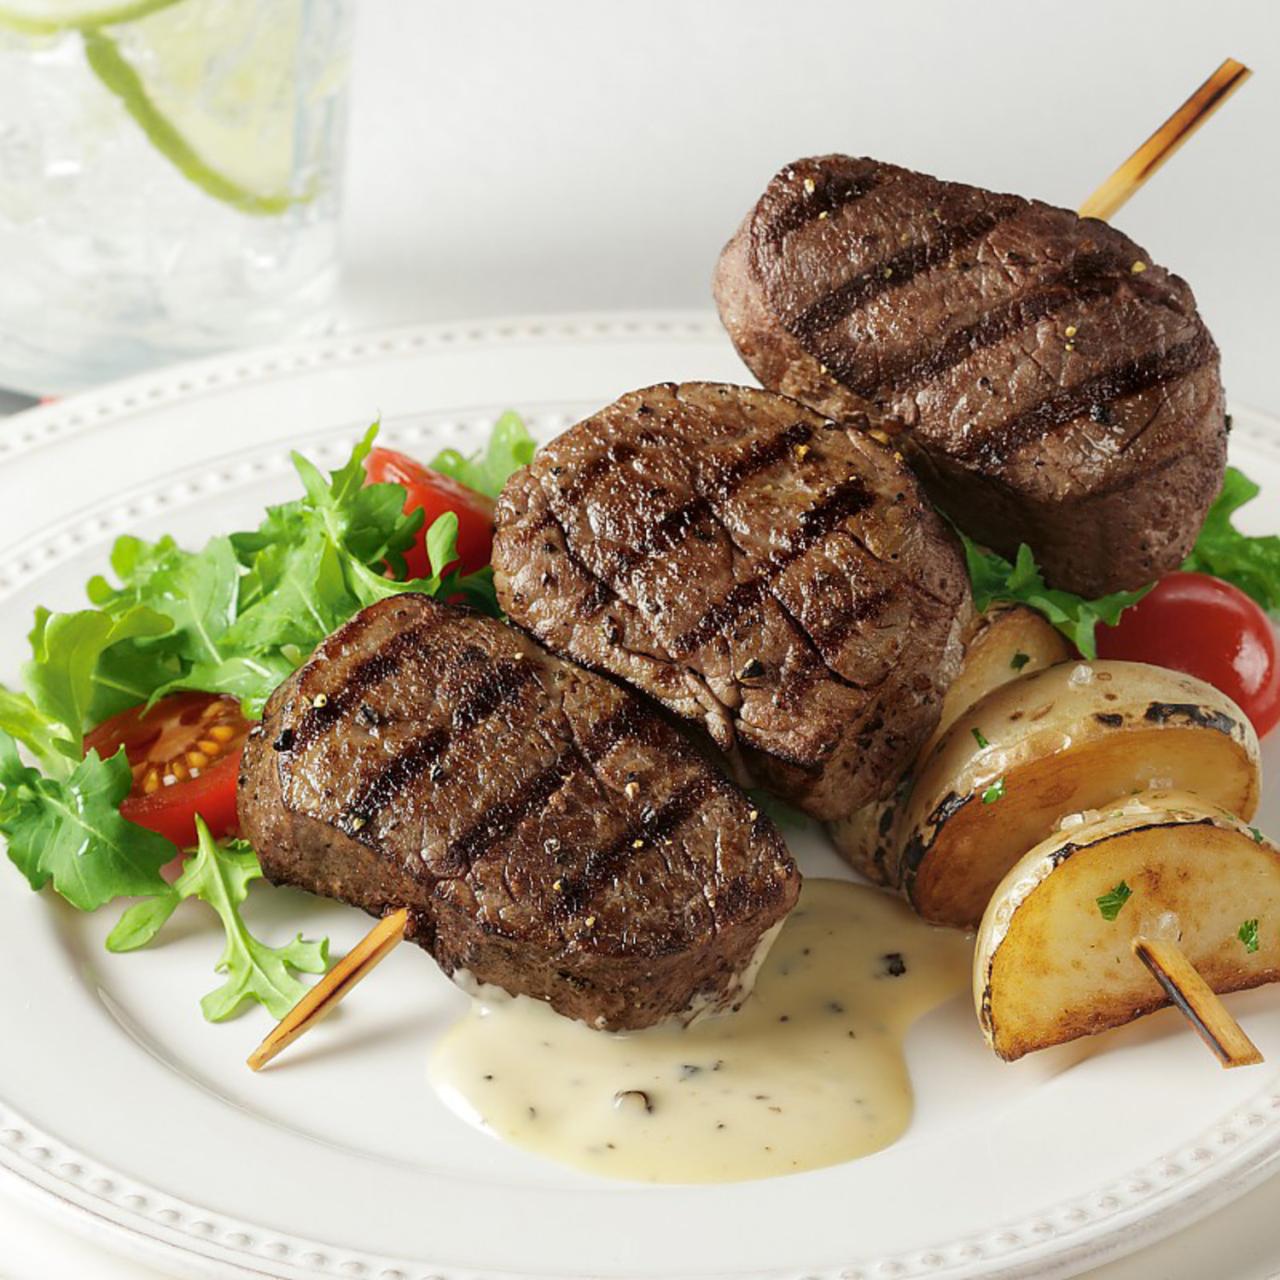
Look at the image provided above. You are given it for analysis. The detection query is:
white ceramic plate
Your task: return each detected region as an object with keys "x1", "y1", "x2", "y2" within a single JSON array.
[{"x1": 1, "y1": 311, "x2": 1278, "y2": 1280}]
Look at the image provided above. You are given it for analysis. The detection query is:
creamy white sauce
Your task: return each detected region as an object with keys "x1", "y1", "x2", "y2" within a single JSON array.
[{"x1": 430, "y1": 879, "x2": 972, "y2": 1183}]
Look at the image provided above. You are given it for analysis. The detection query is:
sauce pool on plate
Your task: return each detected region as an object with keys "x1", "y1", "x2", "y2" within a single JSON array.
[{"x1": 430, "y1": 879, "x2": 972, "y2": 1182}]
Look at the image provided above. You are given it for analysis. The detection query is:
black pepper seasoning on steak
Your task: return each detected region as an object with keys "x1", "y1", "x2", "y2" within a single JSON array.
[
  {"x1": 714, "y1": 155, "x2": 1227, "y2": 596},
  {"x1": 491, "y1": 381, "x2": 971, "y2": 822},
  {"x1": 237, "y1": 594, "x2": 799, "y2": 1032}
]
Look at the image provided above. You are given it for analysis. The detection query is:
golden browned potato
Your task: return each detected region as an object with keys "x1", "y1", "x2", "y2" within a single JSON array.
[
  {"x1": 919, "y1": 604, "x2": 1074, "y2": 764},
  {"x1": 829, "y1": 605, "x2": 1070, "y2": 884},
  {"x1": 976, "y1": 791, "x2": 1280, "y2": 1061},
  {"x1": 894, "y1": 661, "x2": 1261, "y2": 928}
]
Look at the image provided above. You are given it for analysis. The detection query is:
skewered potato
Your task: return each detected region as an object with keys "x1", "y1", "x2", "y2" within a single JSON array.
[
  {"x1": 976, "y1": 791, "x2": 1280, "y2": 1061},
  {"x1": 829, "y1": 605, "x2": 1071, "y2": 884},
  {"x1": 895, "y1": 661, "x2": 1260, "y2": 928}
]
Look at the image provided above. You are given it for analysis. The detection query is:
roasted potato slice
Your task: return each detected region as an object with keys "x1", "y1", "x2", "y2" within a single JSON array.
[
  {"x1": 976, "y1": 791, "x2": 1280, "y2": 1061},
  {"x1": 919, "y1": 604, "x2": 1074, "y2": 765},
  {"x1": 829, "y1": 605, "x2": 1071, "y2": 884},
  {"x1": 895, "y1": 660, "x2": 1260, "y2": 928}
]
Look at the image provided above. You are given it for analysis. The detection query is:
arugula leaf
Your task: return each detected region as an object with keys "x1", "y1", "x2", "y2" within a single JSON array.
[
  {"x1": 108, "y1": 819, "x2": 330, "y2": 1020},
  {"x1": 207, "y1": 424, "x2": 479, "y2": 711},
  {"x1": 105, "y1": 888, "x2": 181, "y2": 951},
  {"x1": 961, "y1": 536, "x2": 1150, "y2": 660},
  {"x1": 26, "y1": 419, "x2": 517, "y2": 733},
  {"x1": 428, "y1": 410, "x2": 535, "y2": 499},
  {"x1": 1183, "y1": 467, "x2": 1280, "y2": 612},
  {"x1": 87, "y1": 534, "x2": 239, "y2": 669},
  {"x1": 0, "y1": 734, "x2": 174, "y2": 909},
  {"x1": 0, "y1": 688, "x2": 70, "y2": 778},
  {"x1": 220, "y1": 531, "x2": 352, "y2": 657},
  {"x1": 23, "y1": 604, "x2": 173, "y2": 754},
  {"x1": 1096, "y1": 880, "x2": 1133, "y2": 922}
]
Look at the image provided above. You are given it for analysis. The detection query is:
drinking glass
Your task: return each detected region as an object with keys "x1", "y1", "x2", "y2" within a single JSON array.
[{"x1": 0, "y1": 0, "x2": 352, "y2": 393}]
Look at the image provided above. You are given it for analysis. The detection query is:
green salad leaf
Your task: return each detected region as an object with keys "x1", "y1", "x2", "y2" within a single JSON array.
[
  {"x1": 1183, "y1": 467, "x2": 1280, "y2": 612},
  {"x1": 50, "y1": 422, "x2": 503, "y2": 720},
  {"x1": 0, "y1": 736, "x2": 173, "y2": 910},
  {"x1": 0, "y1": 688, "x2": 73, "y2": 778},
  {"x1": 25, "y1": 603, "x2": 176, "y2": 751},
  {"x1": 108, "y1": 819, "x2": 329, "y2": 1020},
  {"x1": 428, "y1": 410, "x2": 536, "y2": 499},
  {"x1": 961, "y1": 536, "x2": 1151, "y2": 660}
]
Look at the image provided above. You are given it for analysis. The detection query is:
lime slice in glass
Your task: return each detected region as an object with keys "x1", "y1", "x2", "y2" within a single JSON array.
[
  {"x1": 0, "y1": 0, "x2": 181, "y2": 35},
  {"x1": 84, "y1": 0, "x2": 313, "y2": 216}
]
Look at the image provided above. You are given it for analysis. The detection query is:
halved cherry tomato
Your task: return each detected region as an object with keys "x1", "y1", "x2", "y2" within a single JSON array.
[
  {"x1": 84, "y1": 693, "x2": 252, "y2": 848},
  {"x1": 363, "y1": 447, "x2": 495, "y2": 580},
  {"x1": 1096, "y1": 571, "x2": 1280, "y2": 737}
]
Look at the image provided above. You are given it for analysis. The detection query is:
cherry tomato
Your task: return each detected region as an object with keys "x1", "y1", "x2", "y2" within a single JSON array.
[
  {"x1": 363, "y1": 447, "x2": 495, "y2": 580},
  {"x1": 84, "y1": 693, "x2": 252, "y2": 848},
  {"x1": 1095, "y1": 572, "x2": 1280, "y2": 737}
]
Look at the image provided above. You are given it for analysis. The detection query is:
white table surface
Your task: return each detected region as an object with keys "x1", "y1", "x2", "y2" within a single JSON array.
[{"x1": 3, "y1": 1, "x2": 1280, "y2": 1275}]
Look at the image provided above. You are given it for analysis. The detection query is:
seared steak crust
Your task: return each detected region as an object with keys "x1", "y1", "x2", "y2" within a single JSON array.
[
  {"x1": 237, "y1": 594, "x2": 798, "y2": 1031},
  {"x1": 491, "y1": 382, "x2": 970, "y2": 821},
  {"x1": 714, "y1": 155, "x2": 1228, "y2": 596}
]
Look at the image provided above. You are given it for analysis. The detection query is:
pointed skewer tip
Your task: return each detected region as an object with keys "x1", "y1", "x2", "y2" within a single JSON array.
[
  {"x1": 246, "y1": 907, "x2": 410, "y2": 1071},
  {"x1": 1079, "y1": 56, "x2": 1251, "y2": 222}
]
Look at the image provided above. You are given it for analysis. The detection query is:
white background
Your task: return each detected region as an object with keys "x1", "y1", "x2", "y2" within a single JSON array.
[{"x1": 4, "y1": 1, "x2": 1280, "y2": 1276}]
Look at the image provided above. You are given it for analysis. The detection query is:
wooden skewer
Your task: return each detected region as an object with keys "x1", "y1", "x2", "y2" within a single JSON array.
[
  {"x1": 1082, "y1": 61, "x2": 1260, "y2": 1070},
  {"x1": 1133, "y1": 937, "x2": 1263, "y2": 1069},
  {"x1": 247, "y1": 908, "x2": 409, "y2": 1071},
  {"x1": 1079, "y1": 57, "x2": 1251, "y2": 221}
]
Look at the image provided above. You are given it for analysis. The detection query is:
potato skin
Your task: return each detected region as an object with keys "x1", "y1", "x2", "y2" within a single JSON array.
[
  {"x1": 896, "y1": 660, "x2": 1260, "y2": 928},
  {"x1": 975, "y1": 791, "x2": 1280, "y2": 1060}
]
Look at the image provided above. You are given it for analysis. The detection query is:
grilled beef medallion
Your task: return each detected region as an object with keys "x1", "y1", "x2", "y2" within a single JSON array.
[
  {"x1": 237, "y1": 594, "x2": 798, "y2": 1032},
  {"x1": 491, "y1": 381, "x2": 971, "y2": 822},
  {"x1": 714, "y1": 155, "x2": 1227, "y2": 597}
]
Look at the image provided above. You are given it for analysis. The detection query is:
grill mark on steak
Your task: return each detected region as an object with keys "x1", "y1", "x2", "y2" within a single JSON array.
[
  {"x1": 789, "y1": 200, "x2": 1024, "y2": 342},
  {"x1": 609, "y1": 419, "x2": 808, "y2": 565},
  {"x1": 688, "y1": 478, "x2": 869, "y2": 697},
  {"x1": 672, "y1": 578, "x2": 767, "y2": 659},
  {"x1": 290, "y1": 619, "x2": 434, "y2": 750},
  {"x1": 759, "y1": 168, "x2": 883, "y2": 246},
  {"x1": 341, "y1": 658, "x2": 538, "y2": 832},
  {"x1": 956, "y1": 325, "x2": 1217, "y2": 466},
  {"x1": 807, "y1": 587, "x2": 893, "y2": 655},
  {"x1": 709, "y1": 419, "x2": 815, "y2": 488},
  {"x1": 443, "y1": 751, "x2": 577, "y2": 872},
  {"x1": 603, "y1": 420, "x2": 815, "y2": 576},
  {"x1": 557, "y1": 774, "x2": 718, "y2": 915},
  {"x1": 671, "y1": 477, "x2": 874, "y2": 656},
  {"x1": 575, "y1": 695, "x2": 666, "y2": 761},
  {"x1": 556, "y1": 438, "x2": 644, "y2": 507},
  {"x1": 831, "y1": 251, "x2": 1129, "y2": 397},
  {"x1": 538, "y1": 504, "x2": 616, "y2": 616}
]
